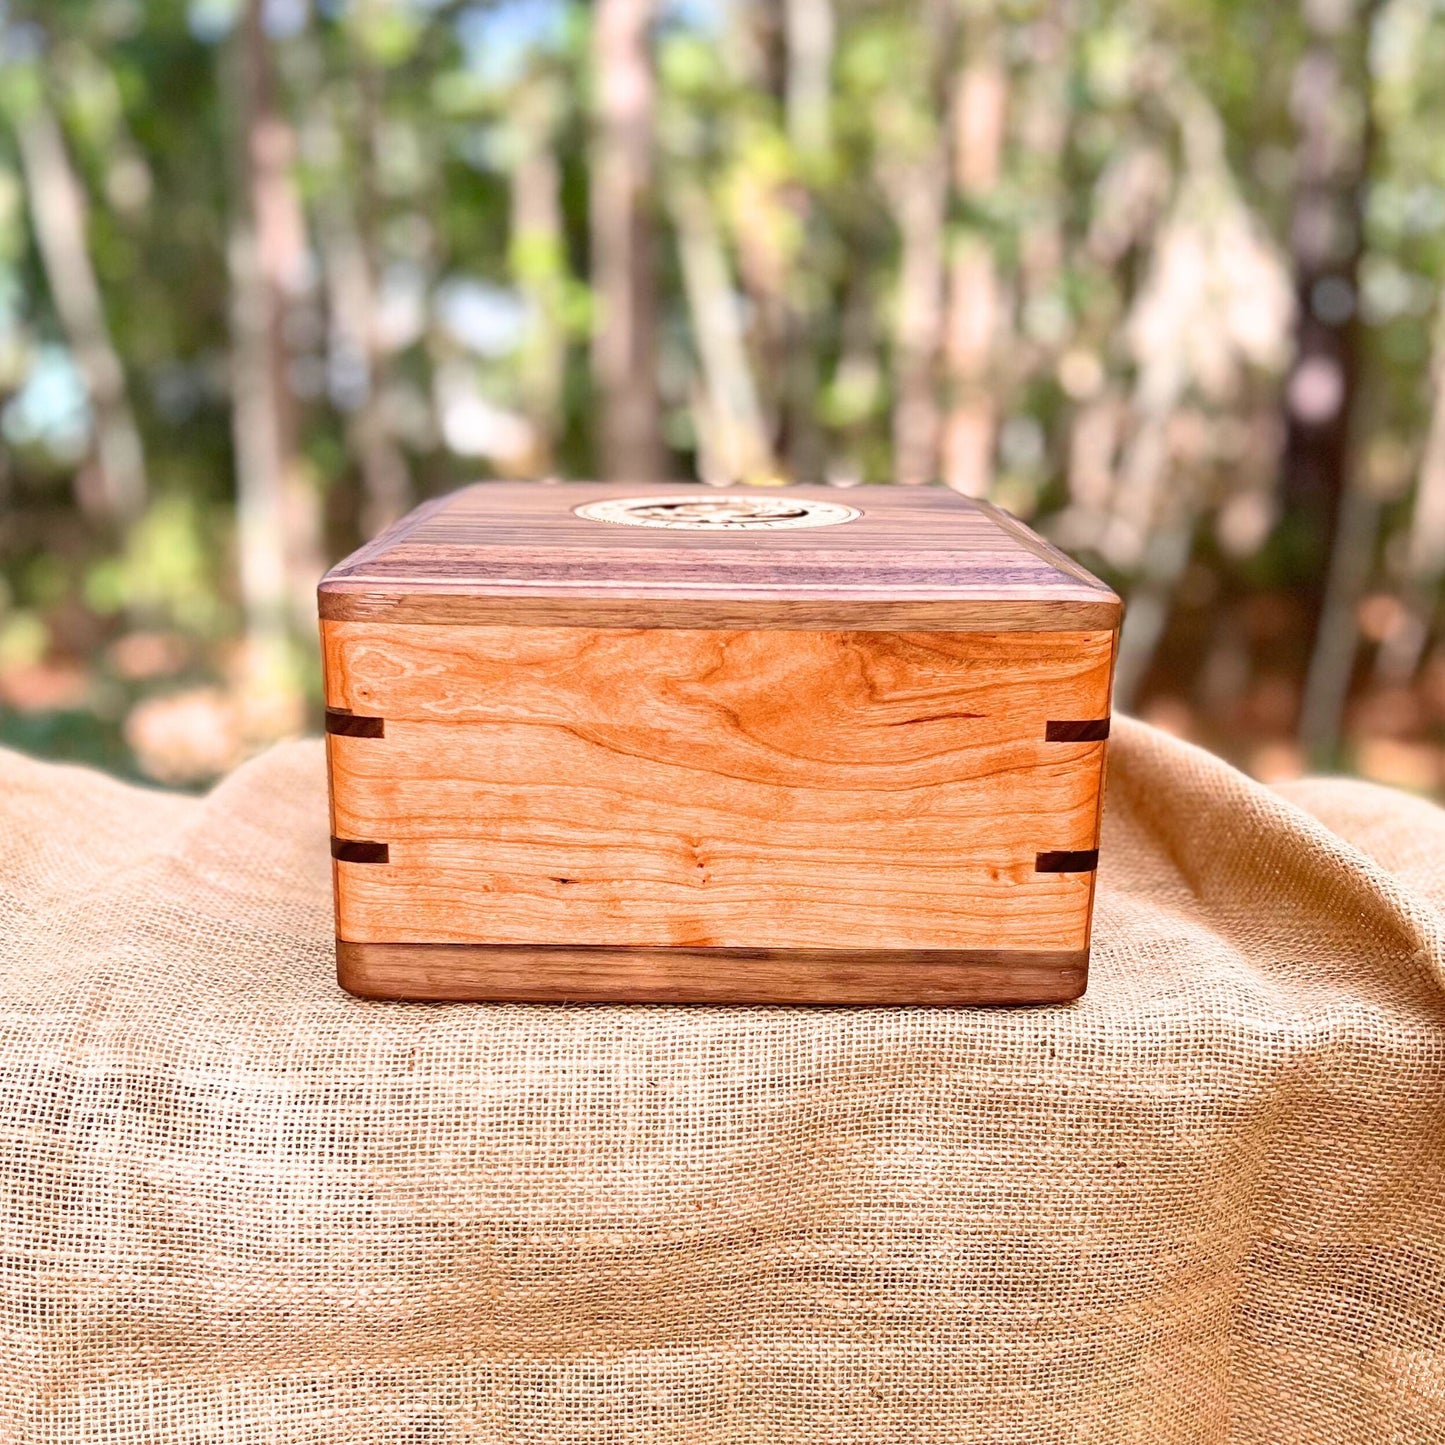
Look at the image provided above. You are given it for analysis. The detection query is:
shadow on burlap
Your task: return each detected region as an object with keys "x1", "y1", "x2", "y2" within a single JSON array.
[{"x1": 1, "y1": 717, "x2": 1443, "y2": 1443}]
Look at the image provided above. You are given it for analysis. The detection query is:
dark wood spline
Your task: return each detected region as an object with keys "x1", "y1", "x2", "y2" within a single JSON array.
[
  {"x1": 331, "y1": 838, "x2": 390, "y2": 864},
  {"x1": 1035, "y1": 849, "x2": 1099, "y2": 874},
  {"x1": 1044, "y1": 718, "x2": 1110, "y2": 743},
  {"x1": 325, "y1": 707, "x2": 385, "y2": 738}
]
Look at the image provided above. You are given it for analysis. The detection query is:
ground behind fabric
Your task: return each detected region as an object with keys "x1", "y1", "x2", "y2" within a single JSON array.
[{"x1": 0, "y1": 718, "x2": 1442, "y2": 1443}]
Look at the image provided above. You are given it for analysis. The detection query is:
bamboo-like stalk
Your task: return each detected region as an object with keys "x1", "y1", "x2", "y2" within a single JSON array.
[
  {"x1": 1377, "y1": 293, "x2": 1445, "y2": 683},
  {"x1": 670, "y1": 175, "x2": 774, "y2": 484},
  {"x1": 887, "y1": 0, "x2": 956, "y2": 486},
  {"x1": 942, "y1": 19, "x2": 1007, "y2": 498},
  {"x1": 590, "y1": 0, "x2": 666, "y2": 481},
  {"x1": 227, "y1": 0, "x2": 307, "y2": 667},
  {"x1": 890, "y1": 141, "x2": 948, "y2": 486},
  {"x1": 13, "y1": 98, "x2": 147, "y2": 524},
  {"x1": 1300, "y1": 478, "x2": 1380, "y2": 753},
  {"x1": 510, "y1": 74, "x2": 569, "y2": 474},
  {"x1": 350, "y1": 42, "x2": 412, "y2": 534},
  {"x1": 316, "y1": 183, "x2": 411, "y2": 542},
  {"x1": 784, "y1": 0, "x2": 835, "y2": 158},
  {"x1": 1286, "y1": 0, "x2": 1380, "y2": 755},
  {"x1": 1108, "y1": 84, "x2": 1224, "y2": 706}
]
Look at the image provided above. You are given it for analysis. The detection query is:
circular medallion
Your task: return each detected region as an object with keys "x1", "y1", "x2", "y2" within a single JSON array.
[{"x1": 573, "y1": 494, "x2": 862, "y2": 531}]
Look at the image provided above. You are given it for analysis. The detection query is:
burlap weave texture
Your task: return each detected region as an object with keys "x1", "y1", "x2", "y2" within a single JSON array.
[{"x1": 1, "y1": 717, "x2": 1443, "y2": 1442}]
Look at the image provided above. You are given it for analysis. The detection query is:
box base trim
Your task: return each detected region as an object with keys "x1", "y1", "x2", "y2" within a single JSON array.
[{"x1": 336, "y1": 940, "x2": 1089, "y2": 1006}]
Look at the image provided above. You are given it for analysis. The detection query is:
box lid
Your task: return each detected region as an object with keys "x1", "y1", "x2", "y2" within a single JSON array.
[{"x1": 318, "y1": 482, "x2": 1121, "y2": 631}]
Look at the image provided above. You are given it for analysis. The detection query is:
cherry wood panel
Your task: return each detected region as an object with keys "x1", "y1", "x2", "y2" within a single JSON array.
[
  {"x1": 322, "y1": 622, "x2": 1114, "y2": 731},
  {"x1": 323, "y1": 622, "x2": 1111, "y2": 952},
  {"x1": 318, "y1": 483, "x2": 1122, "y2": 630},
  {"x1": 336, "y1": 940, "x2": 1090, "y2": 1005}
]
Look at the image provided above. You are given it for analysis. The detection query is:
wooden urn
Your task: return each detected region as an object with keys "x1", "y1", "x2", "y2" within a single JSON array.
[{"x1": 319, "y1": 483, "x2": 1121, "y2": 1005}]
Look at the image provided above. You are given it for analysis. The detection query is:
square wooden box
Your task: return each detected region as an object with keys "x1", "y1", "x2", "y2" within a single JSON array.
[{"x1": 319, "y1": 483, "x2": 1121, "y2": 1005}]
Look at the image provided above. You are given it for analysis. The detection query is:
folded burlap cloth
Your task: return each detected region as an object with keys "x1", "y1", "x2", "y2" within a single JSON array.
[{"x1": 2, "y1": 716, "x2": 1443, "y2": 1443}]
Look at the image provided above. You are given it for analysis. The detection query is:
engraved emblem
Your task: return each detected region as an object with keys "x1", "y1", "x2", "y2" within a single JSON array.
[{"x1": 573, "y1": 494, "x2": 862, "y2": 530}]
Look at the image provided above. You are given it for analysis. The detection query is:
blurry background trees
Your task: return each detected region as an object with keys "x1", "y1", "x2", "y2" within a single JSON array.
[{"x1": 2, "y1": 0, "x2": 1444, "y2": 791}]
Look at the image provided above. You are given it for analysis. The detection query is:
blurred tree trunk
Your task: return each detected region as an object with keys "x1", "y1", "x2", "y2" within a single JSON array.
[
  {"x1": 1015, "y1": 2, "x2": 1071, "y2": 341},
  {"x1": 942, "y1": 18, "x2": 1007, "y2": 497},
  {"x1": 670, "y1": 177, "x2": 773, "y2": 484},
  {"x1": 829, "y1": 268, "x2": 883, "y2": 481},
  {"x1": 14, "y1": 98, "x2": 147, "y2": 524},
  {"x1": 1288, "y1": 0, "x2": 1379, "y2": 754},
  {"x1": 741, "y1": 0, "x2": 787, "y2": 101},
  {"x1": 1299, "y1": 478, "x2": 1381, "y2": 753},
  {"x1": 784, "y1": 0, "x2": 833, "y2": 158},
  {"x1": 510, "y1": 75, "x2": 569, "y2": 474},
  {"x1": 1378, "y1": 293, "x2": 1445, "y2": 682},
  {"x1": 590, "y1": 0, "x2": 667, "y2": 481},
  {"x1": 730, "y1": 189, "x2": 791, "y2": 471},
  {"x1": 891, "y1": 148, "x2": 947, "y2": 485},
  {"x1": 317, "y1": 184, "x2": 410, "y2": 545},
  {"x1": 726, "y1": 2, "x2": 787, "y2": 462},
  {"x1": 1409, "y1": 299, "x2": 1445, "y2": 589},
  {"x1": 888, "y1": 0, "x2": 955, "y2": 486},
  {"x1": 779, "y1": 0, "x2": 832, "y2": 481},
  {"x1": 728, "y1": 0, "x2": 830, "y2": 482},
  {"x1": 1109, "y1": 82, "x2": 1228, "y2": 708},
  {"x1": 351, "y1": 30, "x2": 412, "y2": 535},
  {"x1": 227, "y1": 0, "x2": 308, "y2": 666}
]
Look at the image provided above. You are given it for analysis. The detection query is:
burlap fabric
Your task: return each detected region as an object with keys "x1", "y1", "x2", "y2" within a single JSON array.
[{"x1": 2, "y1": 717, "x2": 1443, "y2": 1443}]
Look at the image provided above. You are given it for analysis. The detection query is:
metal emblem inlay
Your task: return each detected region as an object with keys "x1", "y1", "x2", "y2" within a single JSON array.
[{"x1": 573, "y1": 494, "x2": 862, "y2": 530}]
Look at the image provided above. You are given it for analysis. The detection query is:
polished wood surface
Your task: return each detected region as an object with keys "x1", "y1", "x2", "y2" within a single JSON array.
[
  {"x1": 336, "y1": 940, "x2": 1090, "y2": 1005},
  {"x1": 319, "y1": 481, "x2": 1119, "y2": 1003},
  {"x1": 324, "y1": 621, "x2": 1112, "y2": 954},
  {"x1": 318, "y1": 483, "x2": 1122, "y2": 631}
]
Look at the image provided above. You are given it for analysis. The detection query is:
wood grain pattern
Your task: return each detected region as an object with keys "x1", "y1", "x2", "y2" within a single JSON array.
[
  {"x1": 318, "y1": 482, "x2": 1122, "y2": 631},
  {"x1": 323, "y1": 621, "x2": 1112, "y2": 953},
  {"x1": 336, "y1": 940, "x2": 1090, "y2": 1005},
  {"x1": 319, "y1": 481, "x2": 1120, "y2": 1001}
]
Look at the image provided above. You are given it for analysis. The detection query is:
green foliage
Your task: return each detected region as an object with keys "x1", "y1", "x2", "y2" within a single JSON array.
[{"x1": 2, "y1": 0, "x2": 1445, "y2": 785}]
